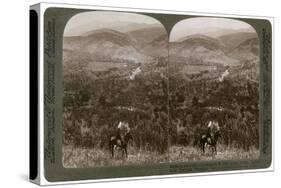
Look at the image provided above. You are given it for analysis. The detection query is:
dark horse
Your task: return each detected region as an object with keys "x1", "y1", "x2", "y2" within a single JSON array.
[
  {"x1": 200, "y1": 130, "x2": 221, "y2": 154},
  {"x1": 109, "y1": 132, "x2": 133, "y2": 158}
]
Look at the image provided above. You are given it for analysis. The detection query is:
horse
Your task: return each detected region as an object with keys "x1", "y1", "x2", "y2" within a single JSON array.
[
  {"x1": 200, "y1": 130, "x2": 221, "y2": 154},
  {"x1": 109, "y1": 132, "x2": 133, "y2": 158},
  {"x1": 199, "y1": 120, "x2": 221, "y2": 154}
]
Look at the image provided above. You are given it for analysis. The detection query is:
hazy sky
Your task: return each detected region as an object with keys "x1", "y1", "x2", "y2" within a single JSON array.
[
  {"x1": 64, "y1": 11, "x2": 161, "y2": 36},
  {"x1": 170, "y1": 17, "x2": 256, "y2": 42}
]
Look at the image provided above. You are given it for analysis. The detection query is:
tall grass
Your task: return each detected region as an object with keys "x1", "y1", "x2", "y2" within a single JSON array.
[{"x1": 63, "y1": 144, "x2": 259, "y2": 168}]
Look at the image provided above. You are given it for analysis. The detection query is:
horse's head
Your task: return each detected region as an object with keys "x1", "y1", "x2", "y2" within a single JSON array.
[
  {"x1": 125, "y1": 132, "x2": 133, "y2": 142},
  {"x1": 214, "y1": 129, "x2": 222, "y2": 140}
]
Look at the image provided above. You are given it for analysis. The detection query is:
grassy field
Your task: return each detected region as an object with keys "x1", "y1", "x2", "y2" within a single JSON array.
[
  {"x1": 63, "y1": 145, "x2": 259, "y2": 168},
  {"x1": 168, "y1": 145, "x2": 259, "y2": 162}
]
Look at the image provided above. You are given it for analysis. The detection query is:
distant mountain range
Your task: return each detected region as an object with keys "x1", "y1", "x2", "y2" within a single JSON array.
[
  {"x1": 228, "y1": 37, "x2": 259, "y2": 62},
  {"x1": 170, "y1": 31, "x2": 259, "y2": 65},
  {"x1": 218, "y1": 32, "x2": 258, "y2": 51},
  {"x1": 63, "y1": 25, "x2": 259, "y2": 76},
  {"x1": 64, "y1": 26, "x2": 168, "y2": 62}
]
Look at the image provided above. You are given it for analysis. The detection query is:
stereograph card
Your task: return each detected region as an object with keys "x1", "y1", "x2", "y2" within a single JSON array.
[{"x1": 29, "y1": 3, "x2": 273, "y2": 185}]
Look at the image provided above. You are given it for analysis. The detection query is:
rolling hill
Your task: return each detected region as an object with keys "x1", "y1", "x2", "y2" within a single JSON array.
[
  {"x1": 170, "y1": 31, "x2": 259, "y2": 66},
  {"x1": 228, "y1": 37, "x2": 259, "y2": 62},
  {"x1": 127, "y1": 26, "x2": 167, "y2": 47},
  {"x1": 127, "y1": 26, "x2": 168, "y2": 57},
  {"x1": 170, "y1": 34, "x2": 238, "y2": 65},
  {"x1": 63, "y1": 28, "x2": 151, "y2": 63},
  {"x1": 218, "y1": 32, "x2": 258, "y2": 51}
]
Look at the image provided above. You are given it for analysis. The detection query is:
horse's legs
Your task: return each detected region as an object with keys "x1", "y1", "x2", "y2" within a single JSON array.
[
  {"x1": 214, "y1": 146, "x2": 216, "y2": 154},
  {"x1": 124, "y1": 147, "x2": 128, "y2": 158},
  {"x1": 111, "y1": 144, "x2": 114, "y2": 157},
  {"x1": 210, "y1": 144, "x2": 216, "y2": 155},
  {"x1": 201, "y1": 141, "x2": 205, "y2": 153},
  {"x1": 109, "y1": 140, "x2": 113, "y2": 157},
  {"x1": 214, "y1": 145, "x2": 217, "y2": 154}
]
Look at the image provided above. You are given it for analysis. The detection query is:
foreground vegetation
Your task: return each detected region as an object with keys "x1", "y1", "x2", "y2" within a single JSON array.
[
  {"x1": 63, "y1": 144, "x2": 259, "y2": 168},
  {"x1": 63, "y1": 43, "x2": 260, "y2": 167}
]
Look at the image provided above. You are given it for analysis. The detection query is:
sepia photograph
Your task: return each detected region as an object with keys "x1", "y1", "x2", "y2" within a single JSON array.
[
  {"x1": 62, "y1": 13, "x2": 260, "y2": 168},
  {"x1": 169, "y1": 17, "x2": 260, "y2": 161},
  {"x1": 62, "y1": 11, "x2": 169, "y2": 167}
]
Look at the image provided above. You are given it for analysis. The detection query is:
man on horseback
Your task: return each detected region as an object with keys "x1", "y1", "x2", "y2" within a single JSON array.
[
  {"x1": 116, "y1": 121, "x2": 130, "y2": 143},
  {"x1": 109, "y1": 121, "x2": 132, "y2": 157},
  {"x1": 207, "y1": 120, "x2": 220, "y2": 140},
  {"x1": 200, "y1": 119, "x2": 221, "y2": 154}
]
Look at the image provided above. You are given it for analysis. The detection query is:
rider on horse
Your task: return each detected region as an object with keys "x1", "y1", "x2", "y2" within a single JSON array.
[
  {"x1": 109, "y1": 121, "x2": 132, "y2": 157},
  {"x1": 207, "y1": 120, "x2": 219, "y2": 138},
  {"x1": 116, "y1": 121, "x2": 130, "y2": 144}
]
